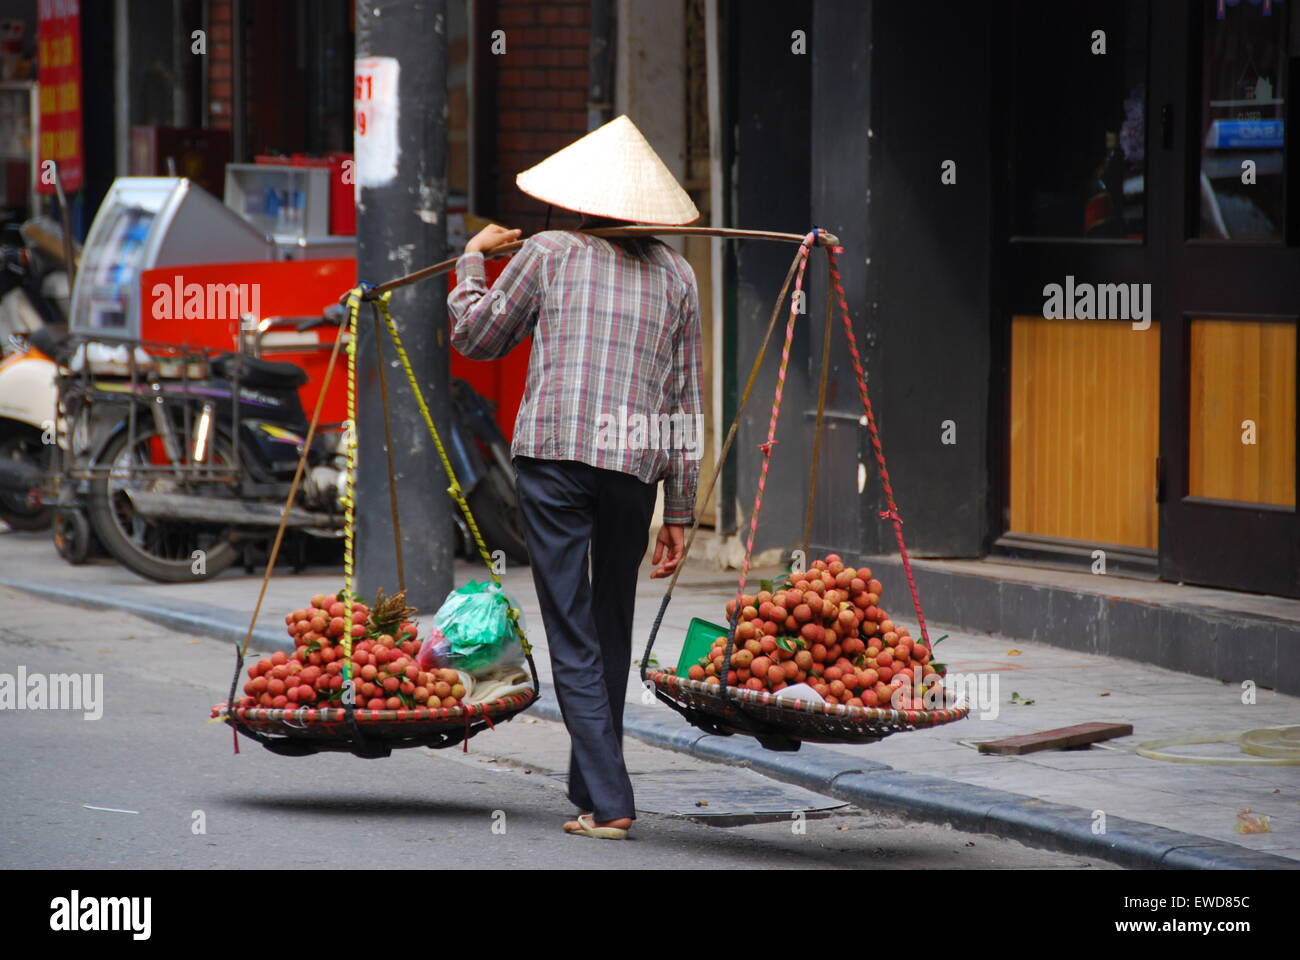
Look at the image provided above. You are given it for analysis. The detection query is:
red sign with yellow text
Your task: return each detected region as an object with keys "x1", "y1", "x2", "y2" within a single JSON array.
[{"x1": 36, "y1": 0, "x2": 83, "y2": 193}]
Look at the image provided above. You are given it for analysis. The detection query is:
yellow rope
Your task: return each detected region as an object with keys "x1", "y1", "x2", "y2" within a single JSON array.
[
  {"x1": 341, "y1": 293, "x2": 361, "y2": 607},
  {"x1": 338, "y1": 289, "x2": 362, "y2": 703},
  {"x1": 374, "y1": 296, "x2": 530, "y2": 655}
]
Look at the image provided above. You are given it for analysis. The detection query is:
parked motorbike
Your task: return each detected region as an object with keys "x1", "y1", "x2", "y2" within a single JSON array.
[
  {"x1": 35, "y1": 311, "x2": 528, "y2": 583},
  {"x1": 43, "y1": 326, "x2": 340, "y2": 581},
  {"x1": 0, "y1": 327, "x2": 58, "y2": 531},
  {"x1": 0, "y1": 219, "x2": 71, "y2": 353},
  {"x1": 0, "y1": 219, "x2": 73, "y2": 531}
]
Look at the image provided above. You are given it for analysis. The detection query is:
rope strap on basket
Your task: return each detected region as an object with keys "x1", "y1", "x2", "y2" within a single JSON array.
[
  {"x1": 336, "y1": 288, "x2": 535, "y2": 715},
  {"x1": 225, "y1": 283, "x2": 538, "y2": 756},
  {"x1": 718, "y1": 230, "x2": 818, "y2": 702},
  {"x1": 337, "y1": 289, "x2": 362, "y2": 724},
  {"x1": 224, "y1": 291, "x2": 353, "y2": 752},
  {"x1": 637, "y1": 240, "x2": 812, "y2": 697},
  {"x1": 368, "y1": 294, "x2": 532, "y2": 659},
  {"x1": 824, "y1": 245, "x2": 931, "y2": 651},
  {"x1": 723, "y1": 236, "x2": 932, "y2": 684},
  {"x1": 642, "y1": 228, "x2": 934, "y2": 733}
]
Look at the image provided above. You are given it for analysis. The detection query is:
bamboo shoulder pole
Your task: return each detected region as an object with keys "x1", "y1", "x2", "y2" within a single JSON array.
[{"x1": 363, "y1": 225, "x2": 839, "y2": 298}]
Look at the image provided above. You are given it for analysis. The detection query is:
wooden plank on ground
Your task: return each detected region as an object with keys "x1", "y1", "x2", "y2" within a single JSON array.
[{"x1": 978, "y1": 722, "x2": 1134, "y2": 756}]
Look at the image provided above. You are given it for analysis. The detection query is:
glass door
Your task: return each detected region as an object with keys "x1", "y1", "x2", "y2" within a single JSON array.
[
  {"x1": 1157, "y1": 0, "x2": 1299, "y2": 597},
  {"x1": 995, "y1": 0, "x2": 1159, "y2": 572}
]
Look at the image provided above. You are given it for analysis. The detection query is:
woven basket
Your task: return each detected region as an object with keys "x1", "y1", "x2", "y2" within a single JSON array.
[
  {"x1": 647, "y1": 668, "x2": 968, "y2": 746},
  {"x1": 215, "y1": 688, "x2": 537, "y2": 755}
]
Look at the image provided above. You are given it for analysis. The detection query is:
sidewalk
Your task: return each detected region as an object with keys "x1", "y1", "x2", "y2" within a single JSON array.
[
  {"x1": 864, "y1": 553, "x2": 1300, "y2": 696},
  {"x1": 2, "y1": 530, "x2": 1297, "y2": 868}
]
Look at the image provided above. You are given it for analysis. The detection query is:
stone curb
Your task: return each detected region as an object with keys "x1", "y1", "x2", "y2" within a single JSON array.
[
  {"x1": 0, "y1": 577, "x2": 288, "y2": 655},
  {"x1": 528, "y1": 697, "x2": 1298, "y2": 870}
]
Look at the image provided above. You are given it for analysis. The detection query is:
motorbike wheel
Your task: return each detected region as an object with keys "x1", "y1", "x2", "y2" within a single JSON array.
[
  {"x1": 52, "y1": 508, "x2": 92, "y2": 564},
  {"x1": 0, "y1": 424, "x2": 53, "y2": 531},
  {"x1": 465, "y1": 455, "x2": 530, "y2": 566},
  {"x1": 87, "y1": 425, "x2": 239, "y2": 583}
]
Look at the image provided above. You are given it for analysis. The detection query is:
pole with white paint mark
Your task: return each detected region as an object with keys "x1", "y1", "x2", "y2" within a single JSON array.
[{"x1": 354, "y1": 0, "x2": 452, "y2": 611}]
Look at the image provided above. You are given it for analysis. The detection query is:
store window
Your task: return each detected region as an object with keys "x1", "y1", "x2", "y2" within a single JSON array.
[
  {"x1": 1008, "y1": 0, "x2": 1148, "y2": 240},
  {"x1": 1196, "y1": 0, "x2": 1288, "y2": 240}
]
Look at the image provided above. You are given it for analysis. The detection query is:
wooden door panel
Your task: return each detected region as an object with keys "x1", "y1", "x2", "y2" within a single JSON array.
[
  {"x1": 1188, "y1": 317, "x2": 1296, "y2": 507},
  {"x1": 1009, "y1": 315, "x2": 1160, "y2": 549}
]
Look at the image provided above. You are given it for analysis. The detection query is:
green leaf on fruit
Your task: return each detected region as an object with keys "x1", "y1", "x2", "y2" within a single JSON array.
[
  {"x1": 775, "y1": 636, "x2": 793, "y2": 653},
  {"x1": 760, "y1": 578, "x2": 774, "y2": 593}
]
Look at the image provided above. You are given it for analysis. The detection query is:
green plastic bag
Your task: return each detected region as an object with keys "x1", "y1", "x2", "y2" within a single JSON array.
[{"x1": 431, "y1": 580, "x2": 524, "y2": 675}]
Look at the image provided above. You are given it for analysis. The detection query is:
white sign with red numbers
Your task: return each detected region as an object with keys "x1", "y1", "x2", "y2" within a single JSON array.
[{"x1": 354, "y1": 57, "x2": 400, "y2": 192}]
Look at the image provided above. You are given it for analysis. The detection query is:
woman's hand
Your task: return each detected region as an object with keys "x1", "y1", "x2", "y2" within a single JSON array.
[
  {"x1": 465, "y1": 224, "x2": 522, "y2": 255},
  {"x1": 650, "y1": 524, "x2": 685, "y2": 579}
]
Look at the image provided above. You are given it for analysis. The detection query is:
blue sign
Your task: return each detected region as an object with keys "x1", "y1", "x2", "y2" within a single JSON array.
[{"x1": 1206, "y1": 119, "x2": 1284, "y2": 148}]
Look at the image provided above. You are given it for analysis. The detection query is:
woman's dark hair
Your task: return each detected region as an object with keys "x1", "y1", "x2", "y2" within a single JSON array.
[{"x1": 578, "y1": 215, "x2": 657, "y2": 259}]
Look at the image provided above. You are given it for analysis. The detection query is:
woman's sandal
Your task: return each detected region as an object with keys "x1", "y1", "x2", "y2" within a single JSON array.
[{"x1": 563, "y1": 813, "x2": 630, "y2": 840}]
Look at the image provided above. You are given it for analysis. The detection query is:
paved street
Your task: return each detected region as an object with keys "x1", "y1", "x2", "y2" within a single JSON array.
[{"x1": 0, "y1": 581, "x2": 1112, "y2": 869}]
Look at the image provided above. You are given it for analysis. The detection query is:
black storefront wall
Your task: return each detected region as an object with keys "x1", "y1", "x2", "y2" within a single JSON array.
[
  {"x1": 748, "y1": 0, "x2": 987, "y2": 564},
  {"x1": 728, "y1": 0, "x2": 813, "y2": 554},
  {"x1": 860, "y1": 0, "x2": 993, "y2": 560},
  {"x1": 729, "y1": 0, "x2": 993, "y2": 564},
  {"x1": 806, "y1": 0, "x2": 875, "y2": 558}
]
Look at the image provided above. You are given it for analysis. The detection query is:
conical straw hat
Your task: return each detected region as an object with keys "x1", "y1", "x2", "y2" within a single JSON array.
[{"x1": 516, "y1": 115, "x2": 700, "y2": 225}]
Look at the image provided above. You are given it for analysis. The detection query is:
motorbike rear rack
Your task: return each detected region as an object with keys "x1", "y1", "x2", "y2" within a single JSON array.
[{"x1": 53, "y1": 333, "x2": 244, "y2": 488}]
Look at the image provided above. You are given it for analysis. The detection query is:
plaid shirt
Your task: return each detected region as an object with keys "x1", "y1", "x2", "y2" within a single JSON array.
[{"x1": 448, "y1": 231, "x2": 703, "y2": 525}]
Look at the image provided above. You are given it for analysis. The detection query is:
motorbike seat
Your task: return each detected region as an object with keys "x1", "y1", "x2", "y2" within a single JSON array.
[
  {"x1": 28, "y1": 323, "x2": 70, "y2": 361},
  {"x1": 213, "y1": 353, "x2": 309, "y2": 390}
]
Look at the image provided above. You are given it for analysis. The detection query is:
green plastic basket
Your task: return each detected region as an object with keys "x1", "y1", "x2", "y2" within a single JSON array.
[{"x1": 675, "y1": 617, "x2": 731, "y2": 677}]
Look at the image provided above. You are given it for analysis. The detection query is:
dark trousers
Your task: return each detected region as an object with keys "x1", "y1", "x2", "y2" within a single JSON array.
[{"x1": 512, "y1": 456, "x2": 658, "y2": 822}]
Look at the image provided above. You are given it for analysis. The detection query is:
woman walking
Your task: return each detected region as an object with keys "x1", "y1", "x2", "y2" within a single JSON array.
[{"x1": 447, "y1": 116, "x2": 703, "y2": 839}]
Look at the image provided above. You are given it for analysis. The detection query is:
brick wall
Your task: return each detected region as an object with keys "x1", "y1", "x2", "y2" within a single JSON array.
[
  {"x1": 207, "y1": 0, "x2": 235, "y2": 131},
  {"x1": 488, "y1": 0, "x2": 591, "y2": 233}
]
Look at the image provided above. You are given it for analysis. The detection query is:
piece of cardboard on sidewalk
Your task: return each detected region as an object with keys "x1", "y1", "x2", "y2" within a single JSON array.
[{"x1": 978, "y1": 722, "x2": 1133, "y2": 756}]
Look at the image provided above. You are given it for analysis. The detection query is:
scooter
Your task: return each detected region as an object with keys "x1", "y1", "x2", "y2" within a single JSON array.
[
  {"x1": 48, "y1": 313, "x2": 527, "y2": 583},
  {"x1": 0, "y1": 334, "x2": 58, "y2": 530},
  {"x1": 0, "y1": 218, "x2": 71, "y2": 353},
  {"x1": 53, "y1": 328, "x2": 347, "y2": 582},
  {"x1": 0, "y1": 219, "x2": 72, "y2": 531}
]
